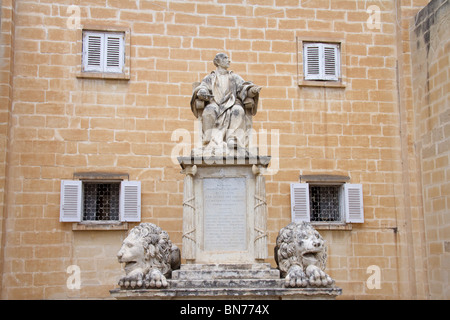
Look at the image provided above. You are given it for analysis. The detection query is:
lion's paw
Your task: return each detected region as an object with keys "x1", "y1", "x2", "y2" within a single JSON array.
[
  {"x1": 285, "y1": 265, "x2": 309, "y2": 288},
  {"x1": 118, "y1": 272, "x2": 145, "y2": 289},
  {"x1": 145, "y1": 269, "x2": 168, "y2": 289},
  {"x1": 306, "y1": 265, "x2": 334, "y2": 287}
]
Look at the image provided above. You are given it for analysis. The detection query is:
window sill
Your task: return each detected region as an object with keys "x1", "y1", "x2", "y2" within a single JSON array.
[
  {"x1": 72, "y1": 221, "x2": 129, "y2": 231},
  {"x1": 298, "y1": 80, "x2": 346, "y2": 88},
  {"x1": 311, "y1": 223, "x2": 352, "y2": 231},
  {"x1": 76, "y1": 72, "x2": 130, "y2": 80}
]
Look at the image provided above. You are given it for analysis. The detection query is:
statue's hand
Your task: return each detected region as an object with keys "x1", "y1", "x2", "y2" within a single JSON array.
[
  {"x1": 248, "y1": 86, "x2": 262, "y2": 98},
  {"x1": 197, "y1": 89, "x2": 210, "y2": 101}
]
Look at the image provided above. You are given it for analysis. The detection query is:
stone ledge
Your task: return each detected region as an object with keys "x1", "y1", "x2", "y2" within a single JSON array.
[
  {"x1": 111, "y1": 263, "x2": 342, "y2": 300},
  {"x1": 110, "y1": 286, "x2": 342, "y2": 300},
  {"x1": 178, "y1": 155, "x2": 271, "y2": 169}
]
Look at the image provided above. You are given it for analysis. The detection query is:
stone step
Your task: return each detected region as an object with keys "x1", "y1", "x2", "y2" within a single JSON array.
[
  {"x1": 172, "y1": 263, "x2": 280, "y2": 281},
  {"x1": 178, "y1": 263, "x2": 273, "y2": 271},
  {"x1": 172, "y1": 268, "x2": 280, "y2": 280},
  {"x1": 168, "y1": 278, "x2": 284, "y2": 289}
]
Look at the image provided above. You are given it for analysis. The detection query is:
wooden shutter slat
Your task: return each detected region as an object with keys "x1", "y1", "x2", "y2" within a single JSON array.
[
  {"x1": 60, "y1": 180, "x2": 82, "y2": 222},
  {"x1": 291, "y1": 183, "x2": 311, "y2": 222},
  {"x1": 304, "y1": 44, "x2": 321, "y2": 80},
  {"x1": 120, "y1": 181, "x2": 141, "y2": 222},
  {"x1": 344, "y1": 184, "x2": 364, "y2": 223}
]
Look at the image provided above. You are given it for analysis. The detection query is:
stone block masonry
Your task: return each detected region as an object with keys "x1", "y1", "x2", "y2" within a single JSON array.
[{"x1": 0, "y1": 0, "x2": 446, "y2": 300}]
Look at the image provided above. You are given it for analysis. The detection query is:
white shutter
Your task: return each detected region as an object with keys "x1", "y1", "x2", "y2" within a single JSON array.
[
  {"x1": 304, "y1": 43, "x2": 340, "y2": 81},
  {"x1": 83, "y1": 32, "x2": 104, "y2": 72},
  {"x1": 120, "y1": 181, "x2": 141, "y2": 222},
  {"x1": 344, "y1": 184, "x2": 364, "y2": 223},
  {"x1": 60, "y1": 180, "x2": 82, "y2": 222},
  {"x1": 323, "y1": 44, "x2": 339, "y2": 81},
  {"x1": 304, "y1": 44, "x2": 321, "y2": 80},
  {"x1": 105, "y1": 33, "x2": 124, "y2": 73},
  {"x1": 291, "y1": 183, "x2": 310, "y2": 222}
]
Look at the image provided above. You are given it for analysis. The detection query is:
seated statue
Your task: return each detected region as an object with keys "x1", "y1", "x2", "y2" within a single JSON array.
[{"x1": 191, "y1": 53, "x2": 262, "y2": 155}]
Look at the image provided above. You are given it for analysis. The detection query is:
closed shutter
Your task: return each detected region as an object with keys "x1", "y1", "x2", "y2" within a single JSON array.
[
  {"x1": 120, "y1": 181, "x2": 141, "y2": 222},
  {"x1": 323, "y1": 44, "x2": 339, "y2": 81},
  {"x1": 83, "y1": 32, "x2": 104, "y2": 72},
  {"x1": 82, "y1": 31, "x2": 125, "y2": 73},
  {"x1": 344, "y1": 184, "x2": 364, "y2": 223},
  {"x1": 290, "y1": 183, "x2": 311, "y2": 222},
  {"x1": 304, "y1": 44, "x2": 321, "y2": 80},
  {"x1": 60, "y1": 180, "x2": 82, "y2": 222},
  {"x1": 304, "y1": 43, "x2": 340, "y2": 81},
  {"x1": 105, "y1": 33, "x2": 124, "y2": 73}
]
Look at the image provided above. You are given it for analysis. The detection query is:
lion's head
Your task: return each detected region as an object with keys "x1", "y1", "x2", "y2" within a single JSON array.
[
  {"x1": 117, "y1": 223, "x2": 174, "y2": 279},
  {"x1": 275, "y1": 222, "x2": 328, "y2": 277}
]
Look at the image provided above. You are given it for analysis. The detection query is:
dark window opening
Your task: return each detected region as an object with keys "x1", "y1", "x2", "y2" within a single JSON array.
[
  {"x1": 83, "y1": 182, "x2": 120, "y2": 221},
  {"x1": 309, "y1": 185, "x2": 341, "y2": 222}
]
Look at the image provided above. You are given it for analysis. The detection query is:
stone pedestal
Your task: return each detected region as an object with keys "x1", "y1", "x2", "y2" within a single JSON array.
[
  {"x1": 110, "y1": 155, "x2": 343, "y2": 300},
  {"x1": 110, "y1": 264, "x2": 342, "y2": 300},
  {"x1": 178, "y1": 155, "x2": 271, "y2": 265}
]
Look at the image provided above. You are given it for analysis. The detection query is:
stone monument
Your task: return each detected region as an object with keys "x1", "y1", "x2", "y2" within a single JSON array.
[
  {"x1": 110, "y1": 53, "x2": 341, "y2": 300},
  {"x1": 179, "y1": 53, "x2": 268, "y2": 265}
]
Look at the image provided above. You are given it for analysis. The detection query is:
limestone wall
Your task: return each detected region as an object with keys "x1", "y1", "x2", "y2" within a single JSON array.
[
  {"x1": 0, "y1": 0, "x2": 437, "y2": 299},
  {"x1": 410, "y1": 0, "x2": 450, "y2": 299}
]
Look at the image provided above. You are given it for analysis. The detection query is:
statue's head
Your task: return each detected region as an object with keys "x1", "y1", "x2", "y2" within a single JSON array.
[{"x1": 213, "y1": 53, "x2": 231, "y2": 69}]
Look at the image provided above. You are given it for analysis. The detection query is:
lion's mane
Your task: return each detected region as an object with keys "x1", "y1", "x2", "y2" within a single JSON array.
[
  {"x1": 275, "y1": 221, "x2": 327, "y2": 277},
  {"x1": 126, "y1": 223, "x2": 174, "y2": 277}
]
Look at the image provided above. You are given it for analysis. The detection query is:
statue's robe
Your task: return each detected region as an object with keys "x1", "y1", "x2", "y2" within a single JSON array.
[{"x1": 191, "y1": 70, "x2": 259, "y2": 149}]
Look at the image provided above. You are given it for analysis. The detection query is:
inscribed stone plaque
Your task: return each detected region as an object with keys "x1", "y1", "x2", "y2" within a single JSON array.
[{"x1": 203, "y1": 177, "x2": 247, "y2": 251}]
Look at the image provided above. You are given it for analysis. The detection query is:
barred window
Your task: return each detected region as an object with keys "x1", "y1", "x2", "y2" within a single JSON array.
[
  {"x1": 83, "y1": 182, "x2": 120, "y2": 221},
  {"x1": 309, "y1": 185, "x2": 341, "y2": 222},
  {"x1": 290, "y1": 182, "x2": 364, "y2": 224},
  {"x1": 60, "y1": 179, "x2": 141, "y2": 223}
]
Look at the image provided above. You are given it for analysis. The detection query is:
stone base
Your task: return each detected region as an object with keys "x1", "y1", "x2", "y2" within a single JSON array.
[{"x1": 110, "y1": 264, "x2": 342, "y2": 300}]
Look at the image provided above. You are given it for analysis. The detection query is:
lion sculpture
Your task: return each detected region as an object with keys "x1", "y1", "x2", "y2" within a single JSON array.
[
  {"x1": 275, "y1": 222, "x2": 335, "y2": 288},
  {"x1": 117, "y1": 223, "x2": 181, "y2": 289}
]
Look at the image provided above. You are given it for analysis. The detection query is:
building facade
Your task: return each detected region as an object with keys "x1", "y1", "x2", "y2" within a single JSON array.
[{"x1": 0, "y1": 0, "x2": 448, "y2": 299}]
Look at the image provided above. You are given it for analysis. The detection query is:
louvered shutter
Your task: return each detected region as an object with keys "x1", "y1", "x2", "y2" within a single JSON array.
[
  {"x1": 304, "y1": 43, "x2": 340, "y2": 81},
  {"x1": 290, "y1": 183, "x2": 311, "y2": 222},
  {"x1": 344, "y1": 184, "x2": 364, "y2": 223},
  {"x1": 60, "y1": 180, "x2": 82, "y2": 222},
  {"x1": 105, "y1": 33, "x2": 124, "y2": 73},
  {"x1": 83, "y1": 32, "x2": 104, "y2": 72},
  {"x1": 120, "y1": 181, "x2": 141, "y2": 222},
  {"x1": 304, "y1": 44, "x2": 321, "y2": 80},
  {"x1": 323, "y1": 44, "x2": 339, "y2": 81}
]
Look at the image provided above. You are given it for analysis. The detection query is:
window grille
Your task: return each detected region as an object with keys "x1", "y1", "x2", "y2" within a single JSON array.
[
  {"x1": 83, "y1": 182, "x2": 120, "y2": 221},
  {"x1": 309, "y1": 185, "x2": 341, "y2": 222}
]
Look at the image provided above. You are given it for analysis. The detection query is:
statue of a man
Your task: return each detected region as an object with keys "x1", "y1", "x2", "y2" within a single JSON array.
[{"x1": 191, "y1": 53, "x2": 261, "y2": 153}]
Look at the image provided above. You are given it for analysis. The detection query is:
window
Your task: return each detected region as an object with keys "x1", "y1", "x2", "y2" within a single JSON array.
[
  {"x1": 83, "y1": 182, "x2": 120, "y2": 221},
  {"x1": 82, "y1": 30, "x2": 125, "y2": 74},
  {"x1": 60, "y1": 180, "x2": 141, "y2": 223},
  {"x1": 309, "y1": 185, "x2": 341, "y2": 222},
  {"x1": 303, "y1": 42, "x2": 340, "y2": 81},
  {"x1": 290, "y1": 183, "x2": 364, "y2": 224}
]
